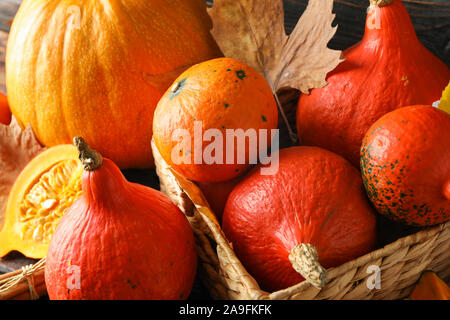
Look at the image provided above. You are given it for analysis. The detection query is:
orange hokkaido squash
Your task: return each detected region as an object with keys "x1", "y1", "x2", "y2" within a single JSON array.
[
  {"x1": 0, "y1": 92, "x2": 11, "y2": 125},
  {"x1": 45, "y1": 138, "x2": 197, "y2": 300},
  {"x1": 296, "y1": 0, "x2": 449, "y2": 167},
  {"x1": 361, "y1": 105, "x2": 450, "y2": 227},
  {"x1": 0, "y1": 145, "x2": 82, "y2": 259},
  {"x1": 6, "y1": 0, "x2": 222, "y2": 169},
  {"x1": 153, "y1": 57, "x2": 278, "y2": 182},
  {"x1": 409, "y1": 271, "x2": 450, "y2": 300}
]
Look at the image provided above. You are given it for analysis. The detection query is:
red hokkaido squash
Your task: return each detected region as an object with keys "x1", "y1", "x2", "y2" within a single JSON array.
[
  {"x1": 196, "y1": 174, "x2": 244, "y2": 222},
  {"x1": 6, "y1": 0, "x2": 222, "y2": 168},
  {"x1": 45, "y1": 137, "x2": 197, "y2": 300},
  {"x1": 222, "y1": 146, "x2": 377, "y2": 291},
  {"x1": 361, "y1": 105, "x2": 450, "y2": 227},
  {"x1": 296, "y1": 0, "x2": 449, "y2": 167},
  {"x1": 0, "y1": 92, "x2": 11, "y2": 125}
]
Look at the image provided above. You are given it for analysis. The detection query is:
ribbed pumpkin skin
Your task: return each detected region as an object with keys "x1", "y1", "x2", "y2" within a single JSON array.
[
  {"x1": 361, "y1": 105, "x2": 450, "y2": 227},
  {"x1": 153, "y1": 58, "x2": 278, "y2": 182},
  {"x1": 296, "y1": 0, "x2": 449, "y2": 167},
  {"x1": 222, "y1": 146, "x2": 377, "y2": 292},
  {"x1": 6, "y1": 0, "x2": 222, "y2": 168},
  {"x1": 45, "y1": 158, "x2": 197, "y2": 300}
]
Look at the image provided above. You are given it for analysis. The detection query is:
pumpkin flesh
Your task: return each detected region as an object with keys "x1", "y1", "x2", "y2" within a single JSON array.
[{"x1": 0, "y1": 145, "x2": 82, "y2": 258}]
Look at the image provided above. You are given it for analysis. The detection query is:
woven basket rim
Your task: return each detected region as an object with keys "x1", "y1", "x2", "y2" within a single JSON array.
[{"x1": 268, "y1": 220, "x2": 449, "y2": 298}]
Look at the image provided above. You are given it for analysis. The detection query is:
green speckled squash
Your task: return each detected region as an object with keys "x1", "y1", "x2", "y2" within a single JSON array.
[{"x1": 361, "y1": 105, "x2": 450, "y2": 226}]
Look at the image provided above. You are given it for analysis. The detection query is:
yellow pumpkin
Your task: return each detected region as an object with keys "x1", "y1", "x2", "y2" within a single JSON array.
[{"x1": 6, "y1": 0, "x2": 222, "y2": 169}]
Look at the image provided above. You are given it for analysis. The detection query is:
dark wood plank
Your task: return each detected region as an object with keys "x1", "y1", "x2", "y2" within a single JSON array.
[
  {"x1": 0, "y1": 0, "x2": 20, "y2": 32},
  {"x1": 0, "y1": 30, "x2": 6, "y2": 94},
  {"x1": 283, "y1": 0, "x2": 450, "y2": 66},
  {"x1": 0, "y1": 252, "x2": 37, "y2": 274}
]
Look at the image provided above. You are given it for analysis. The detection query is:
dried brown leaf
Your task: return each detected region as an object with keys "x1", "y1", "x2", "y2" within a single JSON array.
[
  {"x1": 208, "y1": 0, "x2": 344, "y2": 94},
  {"x1": 0, "y1": 117, "x2": 45, "y2": 229}
]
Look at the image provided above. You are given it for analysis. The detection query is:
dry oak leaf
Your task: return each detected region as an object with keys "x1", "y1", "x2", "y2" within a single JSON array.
[
  {"x1": 208, "y1": 0, "x2": 344, "y2": 94},
  {"x1": 0, "y1": 117, "x2": 45, "y2": 229}
]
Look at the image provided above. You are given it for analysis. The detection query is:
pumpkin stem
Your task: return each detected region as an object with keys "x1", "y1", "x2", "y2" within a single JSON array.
[
  {"x1": 73, "y1": 137, "x2": 103, "y2": 171},
  {"x1": 369, "y1": 0, "x2": 393, "y2": 7},
  {"x1": 289, "y1": 243, "x2": 327, "y2": 289},
  {"x1": 273, "y1": 91, "x2": 298, "y2": 144}
]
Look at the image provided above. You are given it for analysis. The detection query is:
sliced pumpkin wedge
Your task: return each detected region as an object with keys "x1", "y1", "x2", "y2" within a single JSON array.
[{"x1": 0, "y1": 144, "x2": 82, "y2": 259}]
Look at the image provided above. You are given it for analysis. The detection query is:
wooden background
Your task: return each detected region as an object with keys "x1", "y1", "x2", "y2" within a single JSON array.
[
  {"x1": 0, "y1": 0, "x2": 448, "y2": 298},
  {"x1": 1, "y1": 0, "x2": 449, "y2": 95}
]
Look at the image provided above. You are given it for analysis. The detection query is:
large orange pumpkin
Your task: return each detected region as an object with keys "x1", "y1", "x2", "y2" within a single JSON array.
[
  {"x1": 361, "y1": 105, "x2": 450, "y2": 226},
  {"x1": 153, "y1": 57, "x2": 278, "y2": 182},
  {"x1": 6, "y1": 0, "x2": 222, "y2": 169},
  {"x1": 296, "y1": 0, "x2": 449, "y2": 167},
  {"x1": 222, "y1": 146, "x2": 377, "y2": 291}
]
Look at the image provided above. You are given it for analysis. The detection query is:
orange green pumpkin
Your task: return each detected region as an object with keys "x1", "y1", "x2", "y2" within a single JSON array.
[
  {"x1": 153, "y1": 57, "x2": 278, "y2": 182},
  {"x1": 361, "y1": 105, "x2": 450, "y2": 226}
]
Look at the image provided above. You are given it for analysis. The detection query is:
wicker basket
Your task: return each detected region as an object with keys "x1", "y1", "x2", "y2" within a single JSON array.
[{"x1": 151, "y1": 139, "x2": 450, "y2": 300}]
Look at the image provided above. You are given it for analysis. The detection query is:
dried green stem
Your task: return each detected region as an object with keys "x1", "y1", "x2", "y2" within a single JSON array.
[
  {"x1": 289, "y1": 243, "x2": 327, "y2": 289},
  {"x1": 73, "y1": 137, "x2": 103, "y2": 171}
]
